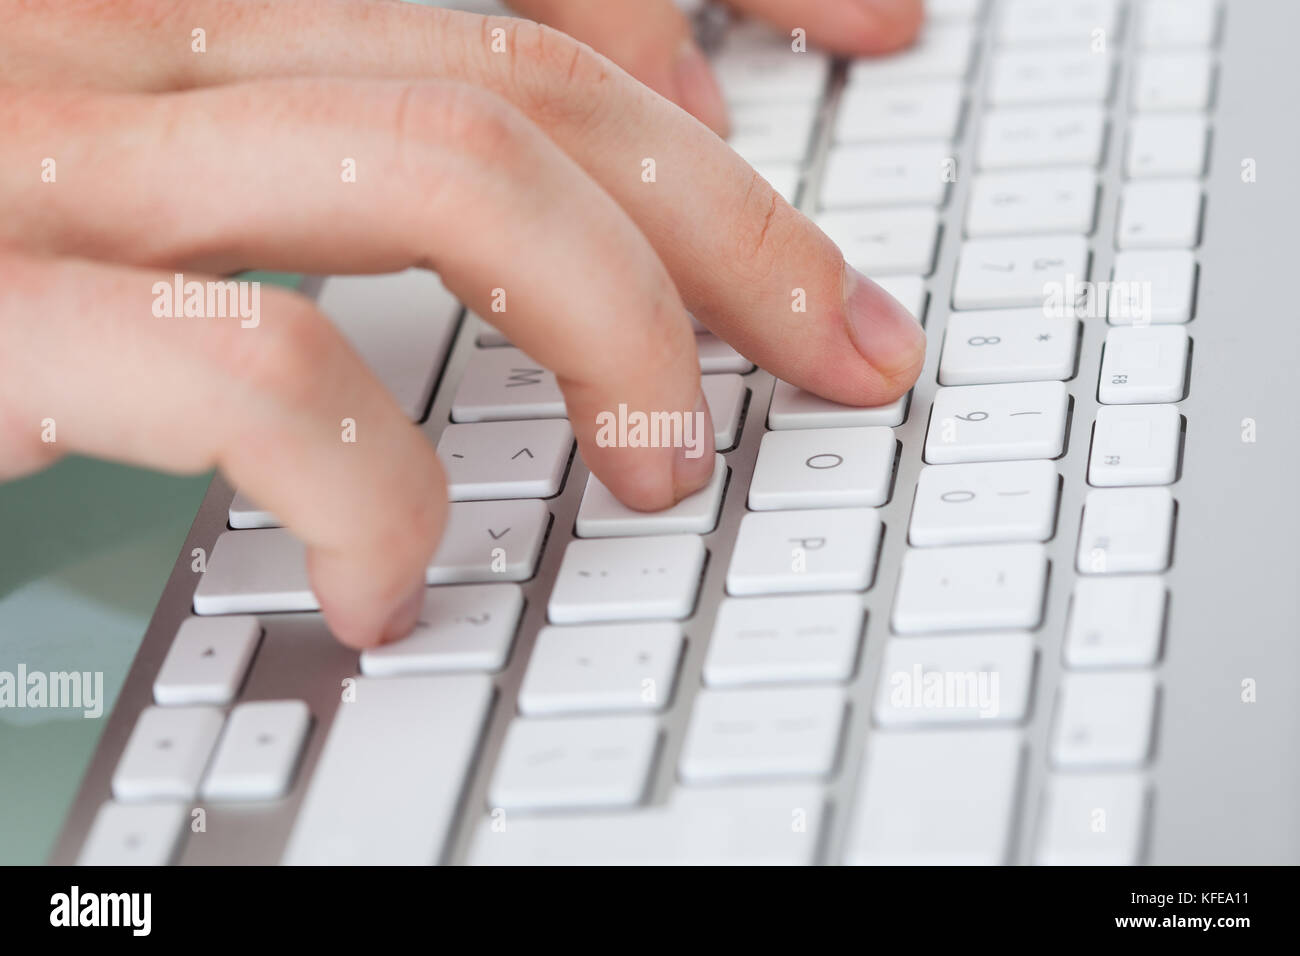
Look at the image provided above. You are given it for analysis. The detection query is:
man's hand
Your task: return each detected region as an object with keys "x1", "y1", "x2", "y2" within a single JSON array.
[{"x1": 0, "y1": 0, "x2": 926, "y2": 648}]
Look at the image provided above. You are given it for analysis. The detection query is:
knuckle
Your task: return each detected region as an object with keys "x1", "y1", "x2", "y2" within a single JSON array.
[
  {"x1": 391, "y1": 80, "x2": 529, "y2": 172},
  {"x1": 498, "y1": 19, "x2": 615, "y2": 131}
]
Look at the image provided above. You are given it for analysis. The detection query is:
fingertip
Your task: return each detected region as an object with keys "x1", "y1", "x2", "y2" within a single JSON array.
[
  {"x1": 573, "y1": 385, "x2": 716, "y2": 513},
  {"x1": 310, "y1": 539, "x2": 431, "y2": 650},
  {"x1": 849, "y1": 0, "x2": 925, "y2": 54},
  {"x1": 671, "y1": 387, "x2": 717, "y2": 501},
  {"x1": 842, "y1": 263, "x2": 928, "y2": 395}
]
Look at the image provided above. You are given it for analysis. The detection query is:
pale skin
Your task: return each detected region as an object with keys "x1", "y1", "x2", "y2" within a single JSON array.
[{"x1": 0, "y1": 0, "x2": 927, "y2": 648}]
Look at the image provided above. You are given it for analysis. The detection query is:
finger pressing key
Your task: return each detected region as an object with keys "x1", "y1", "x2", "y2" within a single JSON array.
[{"x1": 0, "y1": 253, "x2": 442, "y2": 649}]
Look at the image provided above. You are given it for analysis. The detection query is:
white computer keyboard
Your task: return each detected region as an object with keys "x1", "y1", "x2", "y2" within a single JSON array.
[{"x1": 73, "y1": 0, "x2": 1223, "y2": 865}]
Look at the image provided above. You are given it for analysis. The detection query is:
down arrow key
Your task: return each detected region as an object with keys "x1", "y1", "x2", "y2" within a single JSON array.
[{"x1": 427, "y1": 499, "x2": 550, "y2": 584}]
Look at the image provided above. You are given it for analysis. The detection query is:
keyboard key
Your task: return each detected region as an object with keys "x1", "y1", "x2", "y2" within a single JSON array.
[
  {"x1": 427, "y1": 499, "x2": 550, "y2": 584},
  {"x1": 488, "y1": 715, "x2": 659, "y2": 810},
  {"x1": 548, "y1": 535, "x2": 706, "y2": 624},
  {"x1": 873, "y1": 632, "x2": 1035, "y2": 726},
  {"x1": 1065, "y1": 576, "x2": 1167, "y2": 668},
  {"x1": 678, "y1": 686, "x2": 845, "y2": 782},
  {"x1": 112, "y1": 705, "x2": 225, "y2": 801},
  {"x1": 727, "y1": 508, "x2": 883, "y2": 595},
  {"x1": 835, "y1": 82, "x2": 964, "y2": 143},
  {"x1": 768, "y1": 379, "x2": 908, "y2": 429},
  {"x1": 77, "y1": 802, "x2": 188, "y2": 866},
  {"x1": 1109, "y1": 250, "x2": 1197, "y2": 324},
  {"x1": 748, "y1": 426, "x2": 896, "y2": 510},
  {"x1": 928, "y1": 0, "x2": 984, "y2": 20},
  {"x1": 1117, "y1": 180, "x2": 1203, "y2": 249},
  {"x1": 847, "y1": 23, "x2": 976, "y2": 83},
  {"x1": 318, "y1": 270, "x2": 460, "y2": 421},
  {"x1": 576, "y1": 454, "x2": 726, "y2": 537},
  {"x1": 965, "y1": 168, "x2": 1097, "y2": 237},
  {"x1": 704, "y1": 593, "x2": 864, "y2": 686},
  {"x1": 192, "y1": 529, "x2": 323, "y2": 615},
  {"x1": 282, "y1": 674, "x2": 492, "y2": 864},
  {"x1": 727, "y1": 101, "x2": 818, "y2": 164},
  {"x1": 1126, "y1": 115, "x2": 1209, "y2": 179},
  {"x1": 1051, "y1": 672, "x2": 1159, "y2": 768},
  {"x1": 200, "y1": 700, "x2": 311, "y2": 801},
  {"x1": 696, "y1": 333, "x2": 755, "y2": 373},
  {"x1": 1036, "y1": 775, "x2": 1149, "y2": 865},
  {"x1": 821, "y1": 143, "x2": 951, "y2": 209},
  {"x1": 939, "y1": 311, "x2": 1078, "y2": 385},
  {"x1": 228, "y1": 490, "x2": 277, "y2": 529},
  {"x1": 924, "y1": 381, "x2": 1070, "y2": 464},
  {"x1": 893, "y1": 543, "x2": 1048, "y2": 633},
  {"x1": 845, "y1": 729, "x2": 1022, "y2": 865},
  {"x1": 1076, "y1": 487, "x2": 1175, "y2": 574},
  {"x1": 1088, "y1": 404, "x2": 1181, "y2": 486},
  {"x1": 909, "y1": 459, "x2": 1059, "y2": 546},
  {"x1": 978, "y1": 106, "x2": 1106, "y2": 169},
  {"x1": 518, "y1": 623, "x2": 683, "y2": 715},
  {"x1": 1098, "y1": 326, "x2": 1189, "y2": 404},
  {"x1": 198, "y1": 503, "x2": 545, "y2": 615},
  {"x1": 1139, "y1": 0, "x2": 1220, "y2": 49},
  {"x1": 1132, "y1": 53, "x2": 1215, "y2": 111},
  {"x1": 450, "y1": 347, "x2": 566, "y2": 422},
  {"x1": 816, "y1": 207, "x2": 940, "y2": 276},
  {"x1": 987, "y1": 51, "x2": 1113, "y2": 105},
  {"x1": 469, "y1": 785, "x2": 825, "y2": 865},
  {"x1": 952, "y1": 235, "x2": 1089, "y2": 310},
  {"x1": 360, "y1": 583, "x2": 524, "y2": 676},
  {"x1": 438, "y1": 419, "x2": 573, "y2": 501},
  {"x1": 996, "y1": 0, "x2": 1119, "y2": 46},
  {"x1": 713, "y1": 42, "x2": 829, "y2": 105},
  {"x1": 701, "y1": 373, "x2": 747, "y2": 450},
  {"x1": 153, "y1": 616, "x2": 261, "y2": 706}
]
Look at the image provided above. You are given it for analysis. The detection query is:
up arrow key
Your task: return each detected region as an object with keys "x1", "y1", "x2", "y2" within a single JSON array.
[{"x1": 512, "y1": 448, "x2": 534, "y2": 460}]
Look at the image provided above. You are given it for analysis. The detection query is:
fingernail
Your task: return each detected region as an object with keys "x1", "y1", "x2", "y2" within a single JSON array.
[
  {"x1": 674, "y1": 38, "x2": 730, "y2": 137},
  {"x1": 842, "y1": 264, "x2": 927, "y2": 379},
  {"x1": 672, "y1": 387, "x2": 716, "y2": 500},
  {"x1": 379, "y1": 583, "x2": 425, "y2": 645}
]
